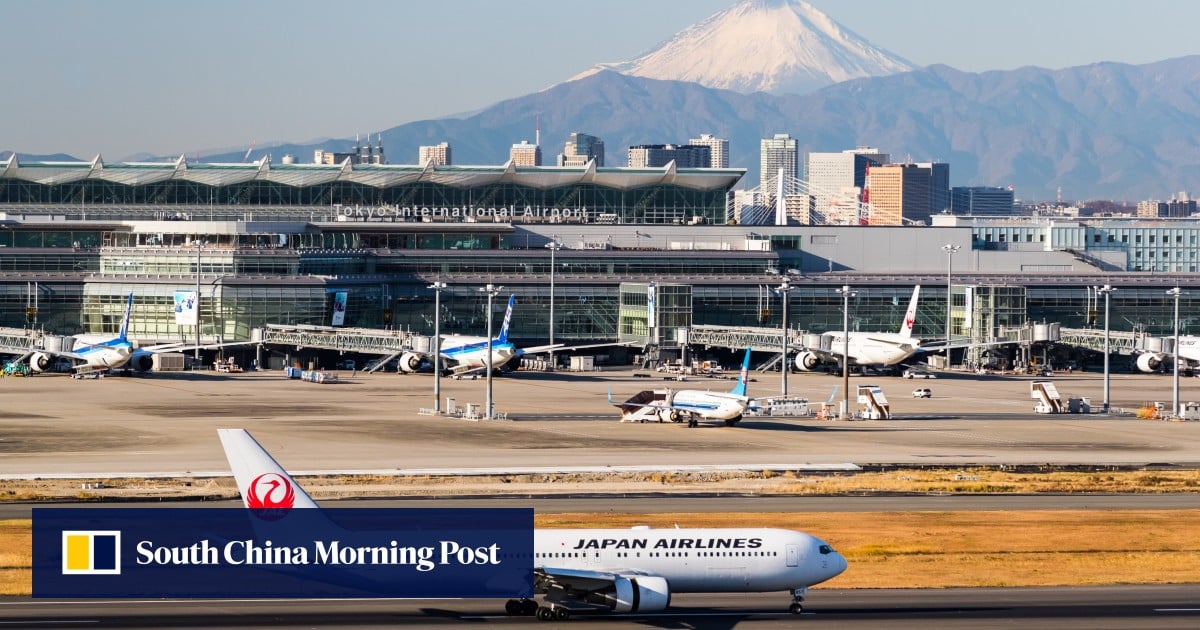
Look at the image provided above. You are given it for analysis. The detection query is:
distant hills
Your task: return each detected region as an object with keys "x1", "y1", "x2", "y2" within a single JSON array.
[
  {"x1": 188, "y1": 56, "x2": 1195, "y2": 202},
  {"x1": 8, "y1": 0, "x2": 1199, "y2": 202}
]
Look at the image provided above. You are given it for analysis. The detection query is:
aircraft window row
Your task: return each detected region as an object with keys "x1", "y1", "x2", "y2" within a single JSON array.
[{"x1": 531, "y1": 551, "x2": 780, "y2": 560}]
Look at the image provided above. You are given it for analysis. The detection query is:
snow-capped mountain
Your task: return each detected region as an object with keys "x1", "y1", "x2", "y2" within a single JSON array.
[{"x1": 572, "y1": 0, "x2": 914, "y2": 95}]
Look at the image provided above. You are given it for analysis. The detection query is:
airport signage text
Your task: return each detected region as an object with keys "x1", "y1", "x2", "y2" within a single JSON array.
[{"x1": 334, "y1": 203, "x2": 588, "y2": 221}]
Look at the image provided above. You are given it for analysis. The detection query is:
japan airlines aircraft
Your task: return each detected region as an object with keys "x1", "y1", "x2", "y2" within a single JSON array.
[
  {"x1": 1134, "y1": 335, "x2": 1200, "y2": 373},
  {"x1": 611, "y1": 348, "x2": 753, "y2": 427},
  {"x1": 9, "y1": 294, "x2": 197, "y2": 374},
  {"x1": 218, "y1": 428, "x2": 847, "y2": 620},
  {"x1": 794, "y1": 286, "x2": 922, "y2": 372},
  {"x1": 396, "y1": 294, "x2": 560, "y2": 375}
]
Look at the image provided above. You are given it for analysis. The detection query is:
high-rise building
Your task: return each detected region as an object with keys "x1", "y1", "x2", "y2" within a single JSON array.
[
  {"x1": 418, "y1": 142, "x2": 452, "y2": 166},
  {"x1": 760, "y1": 133, "x2": 798, "y2": 188},
  {"x1": 866, "y1": 163, "x2": 932, "y2": 226},
  {"x1": 509, "y1": 140, "x2": 542, "y2": 166},
  {"x1": 916, "y1": 161, "x2": 951, "y2": 215},
  {"x1": 804, "y1": 147, "x2": 889, "y2": 223},
  {"x1": 688, "y1": 133, "x2": 729, "y2": 168},
  {"x1": 627, "y1": 144, "x2": 711, "y2": 168},
  {"x1": 951, "y1": 187, "x2": 1015, "y2": 216},
  {"x1": 556, "y1": 132, "x2": 605, "y2": 167}
]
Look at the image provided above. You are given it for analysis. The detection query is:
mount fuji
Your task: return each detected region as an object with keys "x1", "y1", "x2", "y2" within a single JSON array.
[{"x1": 571, "y1": 0, "x2": 915, "y2": 95}]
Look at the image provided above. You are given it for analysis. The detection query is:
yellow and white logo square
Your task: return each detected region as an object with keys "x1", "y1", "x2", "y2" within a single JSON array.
[{"x1": 62, "y1": 530, "x2": 121, "y2": 575}]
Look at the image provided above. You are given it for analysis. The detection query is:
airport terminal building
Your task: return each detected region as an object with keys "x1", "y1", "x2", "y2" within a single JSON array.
[{"x1": 2, "y1": 156, "x2": 1199, "y2": 367}]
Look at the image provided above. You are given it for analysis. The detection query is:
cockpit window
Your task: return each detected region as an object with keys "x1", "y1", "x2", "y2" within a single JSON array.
[{"x1": 818, "y1": 545, "x2": 834, "y2": 555}]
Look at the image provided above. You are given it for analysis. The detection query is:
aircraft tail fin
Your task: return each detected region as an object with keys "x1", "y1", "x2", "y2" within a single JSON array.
[
  {"x1": 730, "y1": 347, "x2": 752, "y2": 397},
  {"x1": 217, "y1": 428, "x2": 320, "y2": 510},
  {"x1": 497, "y1": 295, "x2": 515, "y2": 344},
  {"x1": 899, "y1": 286, "x2": 920, "y2": 338},
  {"x1": 117, "y1": 293, "x2": 133, "y2": 342}
]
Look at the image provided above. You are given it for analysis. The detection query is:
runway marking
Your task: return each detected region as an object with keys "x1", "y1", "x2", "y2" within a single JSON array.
[
  {"x1": 1155, "y1": 608, "x2": 1200, "y2": 612},
  {"x1": 0, "y1": 621, "x2": 97, "y2": 625}
]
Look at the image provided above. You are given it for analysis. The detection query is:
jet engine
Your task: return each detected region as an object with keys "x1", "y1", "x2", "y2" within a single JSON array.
[
  {"x1": 398, "y1": 352, "x2": 424, "y2": 373},
  {"x1": 795, "y1": 351, "x2": 823, "y2": 372},
  {"x1": 657, "y1": 408, "x2": 679, "y2": 423},
  {"x1": 606, "y1": 576, "x2": 670, "y2": 613},
  {"x1": 29, "y1": 352, "x2": 54, "y2": 373},
  {"x1": 1136, "y1": 353, "x2": 1162, "y2": 373},
  {"x1": 127, "y1": 353, "x2": 154, "y2": 372}
]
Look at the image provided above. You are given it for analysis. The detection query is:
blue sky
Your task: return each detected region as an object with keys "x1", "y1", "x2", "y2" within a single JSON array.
[{"x1": 4, "y1": 0, "x2": 1198, "y2": 160}]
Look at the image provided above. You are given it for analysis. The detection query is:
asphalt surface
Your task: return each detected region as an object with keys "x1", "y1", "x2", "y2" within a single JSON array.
[
  {"x1": 2, "y1": 368, "x2": 1200, "y2": 476},
  {"x1": 3, "y1": 367, "x2": 1199, "y2": 628},
  {"x1": 3, "y1": 586, "x2": 1198, "y2": 628}
]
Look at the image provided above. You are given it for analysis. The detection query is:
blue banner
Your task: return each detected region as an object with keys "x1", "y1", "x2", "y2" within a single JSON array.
[{"x1": 34, "y1": 508, "x2": 533, "y2": 598}]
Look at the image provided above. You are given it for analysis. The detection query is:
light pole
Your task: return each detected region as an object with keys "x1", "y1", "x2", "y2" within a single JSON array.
[
  {"x1": 194, "y1": 240, "x2": 202, "y2": 367},
  {"x1": 545, "y1": 239, "x2": 562, "y2": 371},
  {"x1": 836, "y1": 285, "x2": 855, "y2": 418},
  {"x1": 776, "y1": 277, "x2": 793, "y2": 396},
  {"x1": 942, "y1": 244, "x2": 960, "y2": 369},
  {"x1": 1168, "y1": 287, "x2": 1183, "y2": 418},
  {"x1": 1097, "y1": 285, "x2": 1115, "y2": 412},
  {"x1": 429, "y1": 281, "x2": 447, "y2": 413},
  {"x1": 480, "y1": 283, "x2": 503, "y2": 420}
]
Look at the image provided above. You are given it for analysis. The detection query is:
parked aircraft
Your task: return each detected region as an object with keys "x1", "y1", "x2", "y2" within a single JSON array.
[
  {"x1": 611, "y1": 348, "x2": 753, "y2": 427},
  {"x1": 1135, "y1": 335, "x2": 1200, "y2": 373},
  {"x1": 396, "y1": 295, "x2": 560, "y2": 375},
  {"x1": 217, "y1": 428, "x2": 847, "y2": 620},
  {"x1": 794, "y1": 286, "x2": 922, "y2": 372},
  {"x1": 2, "y1": 294, "x2": 209, "y2": 374}
]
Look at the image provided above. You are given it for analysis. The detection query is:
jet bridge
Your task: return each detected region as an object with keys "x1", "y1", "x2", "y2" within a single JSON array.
[
  {"x1": 254, "y1": 324, "x2": 425, "y2": 361},
  {"x1": 856, "y1": 385, "x2": 891, "y2": 420}
]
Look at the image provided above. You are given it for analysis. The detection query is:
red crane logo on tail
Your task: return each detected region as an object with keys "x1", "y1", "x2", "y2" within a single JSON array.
[{"x1": 247, "y1": 473, "x2": 295, "y2": 509}]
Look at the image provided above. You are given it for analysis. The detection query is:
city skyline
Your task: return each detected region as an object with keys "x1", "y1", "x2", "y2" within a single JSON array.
[{"x1": 3, "y1": 0, "x2": 1199, "y2": 160}]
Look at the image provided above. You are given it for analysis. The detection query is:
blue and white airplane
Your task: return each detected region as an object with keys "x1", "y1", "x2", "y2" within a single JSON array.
[
  {"x1": 612, "y1": 348, "x2": 754, "y2": 427},
  {"x1": 396, "y1": 295, "x2": 561, "y2": 376},
  {"x1": 13, "y1": 294, "x2": 212, "y2": 374}
]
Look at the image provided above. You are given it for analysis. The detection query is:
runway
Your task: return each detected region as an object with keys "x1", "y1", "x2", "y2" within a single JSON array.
[{"x1": 3, "y1": 586, "x2": 1198, "y2": 628}]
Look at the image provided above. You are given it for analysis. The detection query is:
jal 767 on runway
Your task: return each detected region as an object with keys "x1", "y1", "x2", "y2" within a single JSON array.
[{"x1": 218, "y1": 428, "x2": 847, "y2": 621}]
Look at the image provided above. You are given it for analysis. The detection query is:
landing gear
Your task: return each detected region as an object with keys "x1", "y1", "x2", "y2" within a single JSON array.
[
  {"x1": 790, "y1": 586, "x2": 807, "y2": 614},
  {"x1": 535, "y1": 605, "x2": 570, "y2": 621},
  {"x1": 505, "y1": 599, "x2": 538, "y2": 616},
  {"x1": 687, "y1": 414, "x2": 699, "y2": 428}
]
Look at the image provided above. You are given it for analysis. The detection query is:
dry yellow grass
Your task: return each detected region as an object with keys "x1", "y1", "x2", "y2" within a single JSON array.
[
  {"x1": 3, "y1": 510, "x2": 1197, "y2": 595},
  {"x1": 0, "y1": 519, "x2": 31, "y2": 596}
]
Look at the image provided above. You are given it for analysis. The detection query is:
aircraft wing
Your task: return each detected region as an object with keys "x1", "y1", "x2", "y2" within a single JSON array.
[{"x1": 535, "y1": 566, "x2": 651, "y2": 593}]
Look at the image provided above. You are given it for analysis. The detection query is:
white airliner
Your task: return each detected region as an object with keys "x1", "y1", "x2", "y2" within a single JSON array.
[
  {"x1": 395, "y1": 295, "x2": 561, "y2": 375},
  {"x1": 611, "y1": 348, "x2": 753, "y2": 427},
  {"x1": 6, "y1": 294, "x2": 202, "y2": 374},
  {"x1": 794, "y1": 286, "x2": 922, "y2": 372},
  {"x1": 1134, "y1": 335, "x2": 1200, "y2": 374},
  {"x1": 217, "y1": 428, "x2": 848, "y2": 620}
]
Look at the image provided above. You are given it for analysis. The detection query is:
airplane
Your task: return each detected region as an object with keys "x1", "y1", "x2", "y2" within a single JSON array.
[
  {"x1": 610, "y1": 348, "x2": 753, "y2": 427},
  {"x1": 395, "y1": 294, "x2": 562, "y2": 376},
  {"x1": 2, "y1": 293, "x2": 229, "y2": 375},
  {"x1": 217, "y1": 427, "x2": 848, "y2": 620},
  {"x1": 793, "y1": 286, "x2": 923, "y2": 373},
  {"x1": 1134, "y1": 335, "x2": 1200, "y2": 374}
]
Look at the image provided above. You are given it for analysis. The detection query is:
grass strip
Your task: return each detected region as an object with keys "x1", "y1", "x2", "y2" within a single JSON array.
[{"x1": 3, "y1": 510, "x2": 1197, "y2": 595}]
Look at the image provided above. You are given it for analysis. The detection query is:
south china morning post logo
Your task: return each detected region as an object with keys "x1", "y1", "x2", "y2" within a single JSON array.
[
  {"x1": 61, "y1": 530, "x2": 121, "y2": 575},
  {"x1": 34, "y1": 508, "x2": 533, "y2": 598}
]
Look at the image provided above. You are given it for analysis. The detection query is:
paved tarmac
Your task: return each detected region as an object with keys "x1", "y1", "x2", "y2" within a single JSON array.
[
  {"x1": 2, "y1": 368, "x2": 1199, "y2": 476},
  {"x1": 3, "y1": 585, "x2": 1198, "y2": 628}
]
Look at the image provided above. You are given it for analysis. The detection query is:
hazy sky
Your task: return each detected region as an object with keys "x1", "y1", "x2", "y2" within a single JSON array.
[{"x1": 4, "y1": 0, "x2": 1198, "y2": 160}]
